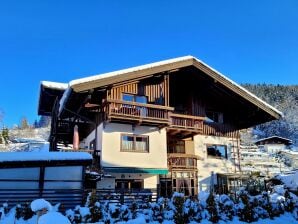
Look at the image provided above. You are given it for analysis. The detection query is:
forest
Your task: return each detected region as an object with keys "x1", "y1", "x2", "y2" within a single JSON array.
[{"x1": 242, "y1": 84, "x2": 298, "y2": 146}]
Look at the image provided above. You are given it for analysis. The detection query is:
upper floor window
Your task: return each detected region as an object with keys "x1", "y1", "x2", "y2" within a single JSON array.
[
  {"x1": 207, "y1": 144, "x2": 227, "y2": 159},
  {"x1": 122, "y1": 93, "x2": 147, "y2": 104},
  {"x1": 121, "y1": 134, "x2": 149, "y2": 152},
  {"x1": 206, "y1": 111, "x2": 223, "y2": 123}
]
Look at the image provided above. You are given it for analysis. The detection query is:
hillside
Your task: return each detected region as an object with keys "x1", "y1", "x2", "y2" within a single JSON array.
[{"x1": 242, "y1": 84, "x2": 298, "y2": 145}]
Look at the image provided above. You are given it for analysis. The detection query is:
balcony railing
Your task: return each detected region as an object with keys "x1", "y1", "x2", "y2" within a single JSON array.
[
  {"x1": 169, "y1": 113, "x2": 205, "y2": 131},
  {"x1": 167, "y1": 153, "x2": 201, "y2": 170},
  {"x1": 105, "y1": 99, "x2": 174, "y2": 124}
]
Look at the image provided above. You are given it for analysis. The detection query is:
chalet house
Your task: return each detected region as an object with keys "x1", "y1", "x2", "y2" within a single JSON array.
[
  {"x1": 255, "y1": 136, "x2": 292, "y2": 154},
  {"x1": 38, "y1": 56, "x2": 282, "y2": 196}
]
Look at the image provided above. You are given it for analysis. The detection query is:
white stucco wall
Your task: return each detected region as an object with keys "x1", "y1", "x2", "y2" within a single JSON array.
[
  {"x1": 194, "y1": 135, "x2": 239, "y2": 191},
  {"x1": 264, "y1": 144, "x2": 286, "y2": 154},
  {"x1": 101, "y1": 123, "x2": 167, "y2": 169}
]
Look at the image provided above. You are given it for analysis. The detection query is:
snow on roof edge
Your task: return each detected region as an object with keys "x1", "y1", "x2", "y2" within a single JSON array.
[
  {"x1": 58, "y1": 87, "x2": 72, "y2": 115},
  {"x1": 41, "y1": 81, "x2": 68, "y2": 90},
  {"x1": 0, "y1": 152, "x2": 92, "y2": 162},
  {"x1": 57, "y1": 55, "x2": 282, "y2": 119},
  {"x1": 68, "y1": 56, "x2": 194, "y2": 87},
  {"x1": 192, "y1": 57, "x2": 283, "y2": 117}
]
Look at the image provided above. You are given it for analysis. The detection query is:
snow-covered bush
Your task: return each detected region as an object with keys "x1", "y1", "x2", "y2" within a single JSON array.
[
  {"x1": 236, "y1": 189, "x2": 258, "y2": 223},
  {"x1": 218, "y1": 194, "x2": 234, "y2": 221}
]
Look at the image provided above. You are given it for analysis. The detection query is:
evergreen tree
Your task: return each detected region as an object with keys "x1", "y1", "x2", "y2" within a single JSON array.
[
  {"x1": 20, "y1": 117, "x2": 30, "y2": 129},
  {"x1": 206, "y1": 192, "x2": 219, "y2": 223},
  {"x1": 1, "y1": 128, "x2": 9, "y2": 144},
  {"x1": 38, "y1": 116, "x2": 51, "y2": 127}
]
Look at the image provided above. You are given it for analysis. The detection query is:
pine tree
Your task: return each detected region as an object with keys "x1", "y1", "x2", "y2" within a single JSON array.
[
  {"x1": 20, "y1": 117, "x2": 30, "y2": 129},
  {"x1": 206, "y1": 192, "x2": 219, "y2": 223},
  {"x1": 1, "y1": 128, "x2": 9, "y2": 144}
]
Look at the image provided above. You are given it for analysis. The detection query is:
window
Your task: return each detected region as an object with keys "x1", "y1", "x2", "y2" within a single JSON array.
[
  {"x1": 207, "y1": 144, "x2": 227, "y2": 159},
  {"x1": 122, "y1": 93, "x2": 148, "y2": 116},
  {"x1": 122, "y1": 93, "x2": 147, "y2": 104},
  {"x1": 121, "y1": 134, "x2": 149, "y2": 152}
]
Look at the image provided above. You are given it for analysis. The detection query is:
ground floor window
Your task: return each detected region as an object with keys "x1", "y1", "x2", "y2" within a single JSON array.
[
  {"x1": 115, "y1": 179, "x2": 144, "y2": 190},
  {"x1": 159, "y1": 171, "x2": 198, "y2": 197}
]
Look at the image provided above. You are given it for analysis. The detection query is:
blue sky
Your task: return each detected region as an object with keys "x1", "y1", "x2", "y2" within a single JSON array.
[{"x1": 0, "y1": 0, "x2": 297, "y2": 127}]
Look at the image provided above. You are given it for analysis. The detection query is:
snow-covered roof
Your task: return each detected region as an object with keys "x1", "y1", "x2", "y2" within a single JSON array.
[
  {"x1": 62, "y1": 56, "x2": 282, "y2": 118},
  {"x1": 41, "y1": 81, "x2": 68, "y2": 90},
  {"x1": 69, "y1": 56, "x2": 194, "y2": 89},
  {"x1": 0, "y1": 152, "x2": 92, "y2": 162},
  {"x1": 255, "y1": 136, "x2": 293, "y2": 144}
]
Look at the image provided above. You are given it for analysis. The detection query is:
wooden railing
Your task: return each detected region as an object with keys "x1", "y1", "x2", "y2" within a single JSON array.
[
  {"x1": 169, "y1": 113, "x2": 205, "y2": 131},
  {"x1": 168, "y1": 153, "x2": 200, "y2": 170},
  {"x1": 105, "y1": 99, "x2": 174, "y2": 124}
]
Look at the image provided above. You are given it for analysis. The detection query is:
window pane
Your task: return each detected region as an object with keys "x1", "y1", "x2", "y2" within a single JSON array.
[
  {"x1": 135, "y1": 136, "x2": 148, "y2": 152},
  {"x1": 207, "y1": 145, "x2": 227, "y2": 159},
  {"x1": 135, "y1": 96, "x2": 147, "y2": 104},
  {"x1": 122, "y1": 94, "x2": 134, "y2": 102},
  {"x1": 121, "y1": 135, "x2": 134, "y2": 151}
]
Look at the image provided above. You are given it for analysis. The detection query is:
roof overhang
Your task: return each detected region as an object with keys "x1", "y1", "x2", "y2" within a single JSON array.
[
  {"x1": 38, "y1": 81, "x2": 68, "y2": 116},
  {"x1": 66, "y1": 56, "x2": 282, "y2": 120},
  {"x1": 38, "y1": 55, "x2": 282, "y2": 124}
]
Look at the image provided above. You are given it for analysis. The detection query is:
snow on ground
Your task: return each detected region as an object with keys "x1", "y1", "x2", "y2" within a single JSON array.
[
  {"x1": 38, "y1": 212, "x2": 71, "y2": 224},
  {"x1": 276, "y1": 170, "x2": 298, "y2": 190},
  {"x1": 0, "y1": 212, "x2": 297, "y2": 224}
]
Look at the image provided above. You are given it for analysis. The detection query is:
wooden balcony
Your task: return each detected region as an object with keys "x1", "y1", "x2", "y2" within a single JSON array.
[
  {"x1": 105, "y1": 99, "x2": 174, "y2": 125},
  {"x1": 169, "y1": 113, "x2": 204, "y2": 131},
  {"x1": 167, "y1": 153, "x2": 201, "y2": 170}
]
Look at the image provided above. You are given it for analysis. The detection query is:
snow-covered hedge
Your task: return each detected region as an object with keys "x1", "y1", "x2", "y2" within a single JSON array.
[{"x1": 1, "y1": 186, "x2": 298, "y2": 223}]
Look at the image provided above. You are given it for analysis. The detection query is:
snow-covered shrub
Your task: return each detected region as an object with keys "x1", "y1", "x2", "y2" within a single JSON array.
[
  {"x1": 162, "y1": 198, "x2": 175, "y2": 221},
  {"x1": 206, "y1": 192, "x2": 219, "y2": 223},
  {"x1": 171, "y1": 192, "x2": 187, "y2": 224},
  {"x1": 218, "y1": 194, "x2": 234, "y2": 221},
  {"x1": 65, "y1": 209, "x2": 75, "y2": 223},
  {"x1": 184, "y1": 198, "x2": 203, "y2": 223},
  {"x1": 150, "y1": 199, "x2": 164, "y2": 223},
  {"x1": 284, "y1": 190, "x2": 295, "y2": 212},
  {"x1": 129, "y1": 200, "x2": 139, "y2": 219},
  {"x1": 68, "y1": 205, "x2": 84, "y2": 224},
  {"x1": 88, "y1": 202, "x2": 103, "y2": 223},
  {"x1": 22, "y1": 202, "x2": 34, "y2": 220},
  {"x1": 14, "y1": 202, "x2": 34, "y2": 221},
  {"x1": 2, "y1": 202, "x2": 8, "y2": 215},
  {"x1": 0, "y1": 202, "x2": 9, "y2": 220},
  {"x1": 15, "y1": 204, "x2": 22, "y2": 220},
  {"x1": 236, "y1": 189, "x2": 258, "y2": 223}
]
